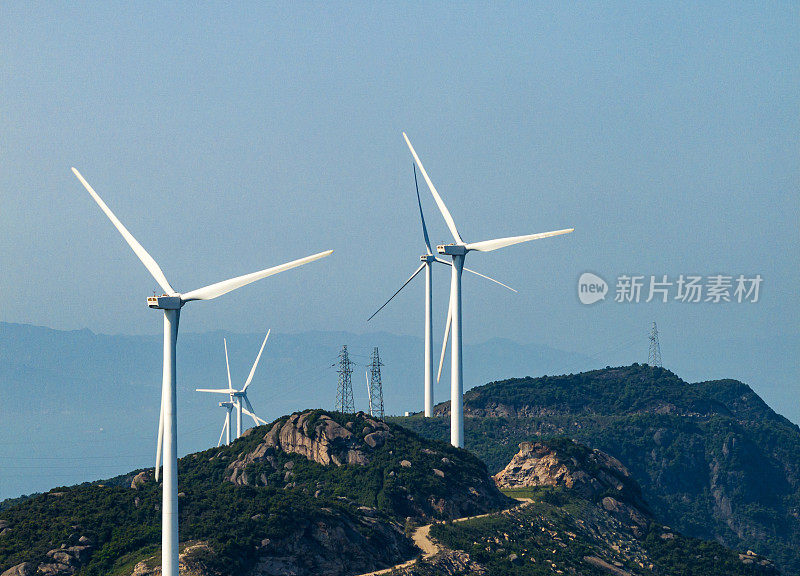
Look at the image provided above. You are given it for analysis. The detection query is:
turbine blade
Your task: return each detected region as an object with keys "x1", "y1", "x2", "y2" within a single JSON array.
[
  {"x1": 217, "y1": 417, "x2": 228, "y2": 448},
  {"x1": 463, "y1": 267, "x2": 517, "y2": 293},
  {"x1": 413, "y1": 164, "x2": 433, "y2": 254},
  {"x1": 435, "y1": 256, "x2": 515, "y2": 291},
  {"x1": 71, "y1": 168, "x2": 175, "y2": 296},
  {"x1": 367, "y1": 263, "x2": 425, "y2": 321},
  {"x1": 155, "y1": 387, "x2": 164, "y2": 481},
  {"x1": 402, "y1": 133, "x2": 463, "y2": 244},
  {"x1": 366, "y1": 371, "x2": 373, "y2": 416},
  {"x1": 242, "y1": 397, "x2": 266, "y2": 425},
  {"x1": 224, "y1": 339, "x2": 232, "y2": 389},
  {"x1": 437, "y1": 289, "x2": 453, "y2": 383},
  {"x1": 433, "y1": 257, "x2": 452, "y2": 267},
  {"x1": 241, "y1": 407, "x2": 266, "y2": 426},
  {"x1": 465, "y1": 228, "x2": 574, "y2": 252},
  {"x1": 195, "y1": 388, "x2": 236, "y2": 393},
  {"x1": 181, "y1": 250, "x2": 333, "y2": 302},
  {"x1": 242, "y1": 329, "x2": 270, "y2": 392}
]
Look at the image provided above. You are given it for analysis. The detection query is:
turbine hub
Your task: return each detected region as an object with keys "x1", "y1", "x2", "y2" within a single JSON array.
[
  {"x1": 147, "y1": 295, "x2": 182, "y2": 309},
  {"x1": 420, "y1": 254, "x2": 437, "y2": 263},
  {"x1": 437, "y1": 244, "x2": 467, "y2": 256}
]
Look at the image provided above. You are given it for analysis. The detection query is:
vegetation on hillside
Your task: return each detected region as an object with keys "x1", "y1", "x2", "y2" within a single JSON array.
[
  {"x1": 423, "y1": 486, "x2": 777, "y2": 576},
  {"x1": 391, "y1": 364, "x2": 800, "y2": 574},
  {"x1": 0, "y1": 410, "x2": 507, "y2": 575}
]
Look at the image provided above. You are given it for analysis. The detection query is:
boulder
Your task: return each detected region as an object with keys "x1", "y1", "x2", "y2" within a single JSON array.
[
  {"x1": 0, "y1": 563, "x2": 35, "y2": 576},
  {"x1": 130, "y1": 471, "x2": 149, "y2": 490}
]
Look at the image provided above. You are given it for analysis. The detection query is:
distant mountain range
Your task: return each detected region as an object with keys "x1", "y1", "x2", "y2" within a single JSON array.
[{"x1": 0, "y1": 321, "x2": 593, "y2": 500}]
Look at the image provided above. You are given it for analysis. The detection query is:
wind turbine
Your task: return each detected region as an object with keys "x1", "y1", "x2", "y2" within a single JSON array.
[
  {"x1": 402, "y1": 133, "x2": 573, "y2": 448},
  {"x1": 367, "y1": 166, "x2": 515, "y2": 417},
  {"x1": 365, "y1": 370, "x2": 373, "y2": 417},
  {"x1": 197, "y1": 330, "x2": 271, "y2": 444},
  {"x1": 217, "y1": 401, "x2": 234, "y2": 447},
  {"x1": 71, "y1": 168, "x2": 332, "y2": 576}
]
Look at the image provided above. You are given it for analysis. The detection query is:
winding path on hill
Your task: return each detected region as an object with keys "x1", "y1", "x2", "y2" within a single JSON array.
[{"x1": 355, "y1": 497, "x2": 532, "y2": 576}]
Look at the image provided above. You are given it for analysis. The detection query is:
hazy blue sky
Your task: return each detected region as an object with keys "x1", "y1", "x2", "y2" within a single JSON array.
[{"x1": 2, "y1": 4, "x2": 797, "y2": 407}]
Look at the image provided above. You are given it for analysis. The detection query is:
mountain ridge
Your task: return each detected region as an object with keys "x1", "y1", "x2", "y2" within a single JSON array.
[
  {"x1": 393, "y1": 365, "x2": 800, "y2": 574},
  {"x1": 0, "y1": 409, "x2": 509, "y2": 576}
]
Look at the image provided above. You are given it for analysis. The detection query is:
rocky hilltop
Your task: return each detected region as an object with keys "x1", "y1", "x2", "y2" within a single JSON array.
[
  {"x1": 226, "y1": 410, "x2": 508, "y2": 521},
  {"x1": 405, "y1": 438, "x2": 779, "y2": 576},
  {"x1": 494, "y1": 439, "x2": 650, "y2": 536},
  {"x1": 227, "y1": 411, "x2": 392, "y2": 483},
  {"x1": 0, "y1": 410, "x2": 509, "y2": 576},
  {"x1": 396, "y1": 364, "x2": 800, "y2": 574}
]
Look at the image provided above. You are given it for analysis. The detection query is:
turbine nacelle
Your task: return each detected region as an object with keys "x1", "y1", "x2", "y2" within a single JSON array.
[
  {"x1": 437, "y1": 244, "x2": 467, "y2": 256},
  {"x1": 147, "y1": 295, "x2": 182, "y2": 309}
]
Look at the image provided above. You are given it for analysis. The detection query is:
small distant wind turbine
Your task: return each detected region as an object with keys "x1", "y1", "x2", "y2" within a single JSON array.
[
  {"x1": 72, "y1": 168, "x2": 332, "y2": 576},
  {"x1": 197, "y1": 330, "x2": 270, "y2": 444},
  {"x1": 217, "y1": 401, "x2": 234, "y2": 447},
  {"x1": 367, "y1": 165, "x2": 515, "y2": 417},
  {"x1": 402, "y1": 133, "x2": 573, "y2": 448},
  {"x1": 365, "y1": 370, "x2": 373, "y2": 417}
]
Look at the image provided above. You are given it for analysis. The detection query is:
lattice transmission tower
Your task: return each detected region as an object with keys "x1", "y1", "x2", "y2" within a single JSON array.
[
  {"x1": 336, "y1": 345, "x2": 354, "y2": 413},
  {"x1": 648, "y1": 321, "x2": 662, "y2": 367},
  {"x1": 367, "y1": 347, "x2": 384, "y2": 419}
]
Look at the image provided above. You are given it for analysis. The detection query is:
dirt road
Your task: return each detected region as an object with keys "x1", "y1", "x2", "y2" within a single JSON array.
[{"x1": 355, "y1": 497, "x2": 532, "y2": 576}]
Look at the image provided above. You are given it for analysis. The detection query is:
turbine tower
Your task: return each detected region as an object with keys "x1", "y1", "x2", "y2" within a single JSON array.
[
  {"x1": 365, "y1": 370, "x2": 373, "y2": 416},
  {"x1": 368, "y1": 166, "x2": 515, "y2": 417},
  {"x1": 402, "y1": 133, "x2": 573, "y2": 448},
  {"x1": 217, "y1": 401, "x2": 234, "y2": 446},
  {"x1": 196, "y1": 330, "x2": 271, "y2": 445},
  {"x1": 72, "y1": 168, "x2": 332, "y2": 576}
]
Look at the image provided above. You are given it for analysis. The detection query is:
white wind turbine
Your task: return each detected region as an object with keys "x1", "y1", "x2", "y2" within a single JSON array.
[
  {"x1": 402, "y1": 133, "x2": 573, "y2": 448},
  {"x1": 196, "y1": 330, "x2": 271, "y2": 445},
  {"x1": 72, "y1": 168, "x2": 332, "y2": 576},
  {"x1": 368, "y1": 165, "x2": 515, "y2": 417}
]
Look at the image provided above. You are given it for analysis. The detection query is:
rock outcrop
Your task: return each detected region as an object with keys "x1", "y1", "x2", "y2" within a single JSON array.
[
  {"x1": 0, "y1": 563, "x2": 35, "y2": 576},
  {"x1": 494, "y1": 439, "x2": 650, "y2": 532},
  {"x1": 130, "y1": 471, "x2": 149, "y2": 490},
  {"x1": 128, "y1": 542, "x2": 218, "y2": 576},
  {"x1": 250, "y1": 511, "x2": 415, "y2": 576},
  {"x1": 1, "y1": 534, "x2": 95, "y2": 576},
  {"x1": 227, "y1": 411, "x2": 391, "y2": 485}
]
